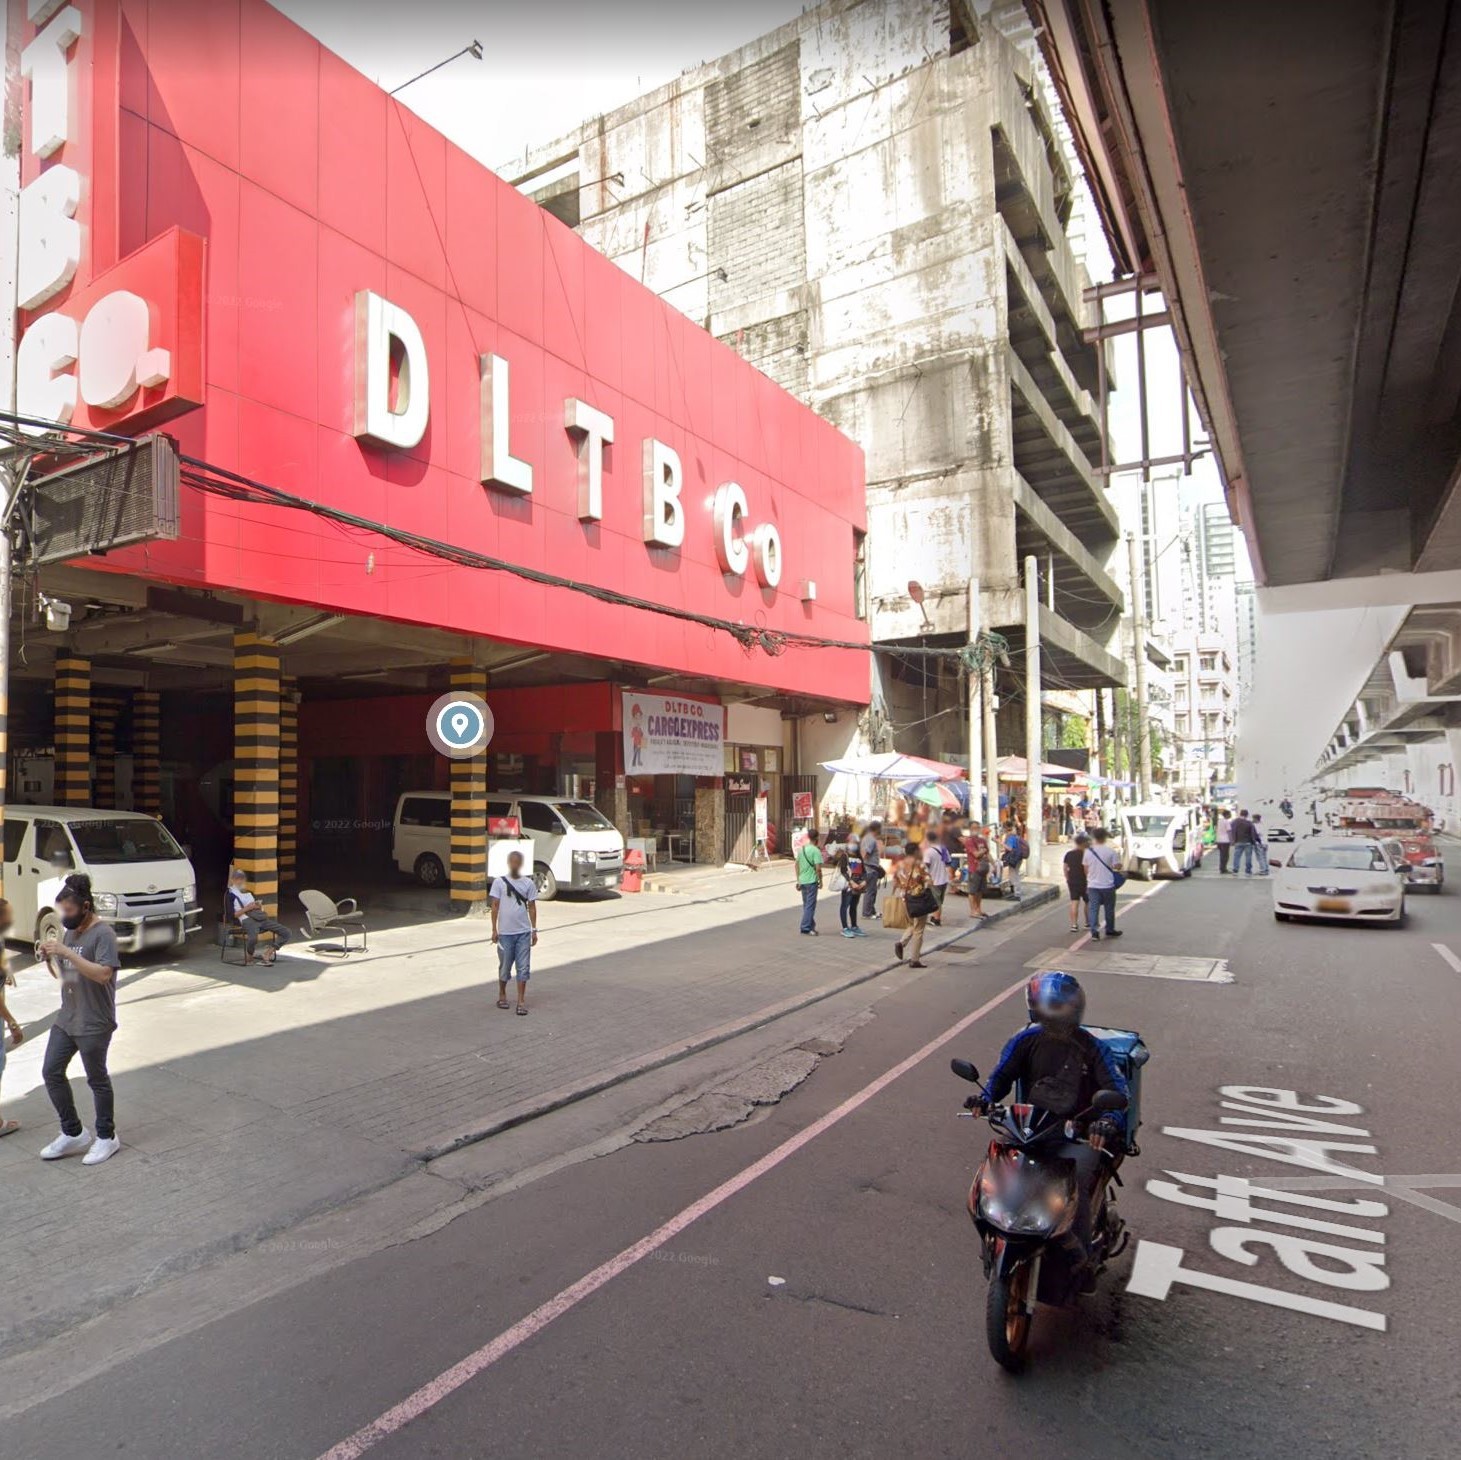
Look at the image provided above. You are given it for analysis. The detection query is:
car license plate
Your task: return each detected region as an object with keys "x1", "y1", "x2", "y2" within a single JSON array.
[
  {"x1": 1316, "y1": 898, "x2": 1350, "y2": 914},
  {"x1": 143, "y1": 922, "x2": 176, "y2": 946}
]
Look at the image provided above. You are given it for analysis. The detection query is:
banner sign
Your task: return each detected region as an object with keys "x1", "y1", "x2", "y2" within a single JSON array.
[
  {"x1": 623, "y1": 691, "x2": 725, "y2": 776},
  {"x1": 792, "y1": 791, "x2": 814, "y2": 820}
]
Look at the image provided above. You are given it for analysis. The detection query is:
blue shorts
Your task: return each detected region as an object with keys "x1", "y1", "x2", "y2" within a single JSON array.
[{"x1": 498, "y1": 931, "x2": 532, "y2": 981}]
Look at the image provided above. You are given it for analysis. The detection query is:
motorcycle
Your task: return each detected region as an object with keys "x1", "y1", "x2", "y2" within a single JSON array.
[{"x1": 951, "y1": 1057, "x2": 1131, "y2": 1372}]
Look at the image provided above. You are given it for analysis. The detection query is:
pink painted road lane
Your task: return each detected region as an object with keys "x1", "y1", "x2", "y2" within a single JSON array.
[{"x1": 317, "y1": 974, "x2": 1032, "y2": 1460}]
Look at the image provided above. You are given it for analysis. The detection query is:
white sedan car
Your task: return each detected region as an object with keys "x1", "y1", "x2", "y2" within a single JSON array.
[{"x1": 1273, "y1": 836, "x2": 1408, "y2": 925}]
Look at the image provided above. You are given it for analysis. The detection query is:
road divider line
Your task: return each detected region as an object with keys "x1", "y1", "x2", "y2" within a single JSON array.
[
  {"x1": 317, "y1": 975, "x2": 1030, "y2": 1460},
  {"x1": 1431, "y1": 942, "x2": 1461, "y2": 972}
]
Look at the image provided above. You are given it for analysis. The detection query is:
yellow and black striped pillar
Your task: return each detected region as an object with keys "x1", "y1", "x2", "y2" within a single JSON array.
[
  {"x1": 449, "y1": 660, "x2": 489, "y2": 914},
  {"x1": 54, "y1": 655, "x2": 92, "y2": 805},
  {"x1": 279, "y1": 676, "x2": 299, "y2": 887},
  {"x1": 132, "y1": 690, "x2": 161, "y2": 815},
  {"x1": 92, "y1": 696, "x2": 122, "y2": 809},
  {"x1": 234, "y1": 631, "x2": 282, "y2": 915}
]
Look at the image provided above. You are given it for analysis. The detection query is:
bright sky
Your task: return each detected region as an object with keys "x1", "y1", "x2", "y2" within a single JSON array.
[{"x1": 275, "y1": 0, "x2": 808, "y2": 171}]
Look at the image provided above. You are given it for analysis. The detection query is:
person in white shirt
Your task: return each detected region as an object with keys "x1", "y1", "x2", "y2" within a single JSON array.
[
  {"x1": 227, "y1": 868, "x2": 292, "y2": 966},
  {"x1": 1215, "y1": 810, "x2": 1233, "y2": 874},
  {"x1": 922, "y1": 835, "x2": 952, "y2": 926},
  {"x1": 490, "y1": 849, "x2": 539, "y2": 1016},
  {"x1": 1081, "y1": 828, "x2": 1124, "y2": 941}
]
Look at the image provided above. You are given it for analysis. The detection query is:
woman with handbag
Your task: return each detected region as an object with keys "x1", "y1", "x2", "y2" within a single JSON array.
[
  {"x1": 832, "y1": 840, "x2": 870, "y2": 937},
  {"x1": 892, "y1": 845, "x2": 937, "y2": 968}
]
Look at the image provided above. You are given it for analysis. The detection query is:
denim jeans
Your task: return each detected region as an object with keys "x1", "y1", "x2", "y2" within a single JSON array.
[
  {"x1": 43, "y1": 1025, "x2": 115, "y2": 1139},
  {"x1": 860, "y1": 865, "x2": 883, "y2": 917},
  {"x1": 799, "y1": 883, "x2": 819, "y2": 933},
  {"x1": 839, "y1": 889, "x2": 860, "y2": 929},
  {"x1": 498, "y1": 931, "x2": 532, "y2": 980},
  {"x1": 1232, "y1": 842, "x2": 1255, "y2": 875},
  {"x1": 1256, "y1": 841, "x2": 1270, "y2": 873},
  {"x1": 1087, "y1": 886, "x2": 1117, "y2": 935},
  {"x1": 241, "y1": 914, "x2": 292, "y2": 955}
]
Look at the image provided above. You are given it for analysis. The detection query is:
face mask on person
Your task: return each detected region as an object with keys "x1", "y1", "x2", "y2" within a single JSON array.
[{"x1": 60, "y1": 908, "x2": 85, "y2": 931}]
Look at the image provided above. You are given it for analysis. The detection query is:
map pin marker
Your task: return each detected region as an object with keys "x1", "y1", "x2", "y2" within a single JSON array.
[{"x1": 451, "y1": 711, "x2": 471, "y2": 738}]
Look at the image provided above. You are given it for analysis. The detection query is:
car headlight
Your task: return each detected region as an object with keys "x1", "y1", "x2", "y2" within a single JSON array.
[
  {"x1": 93, "y1": 892, "x2": 118, "y2": 914},
  {"x1": 184, "y1": 884, "x2": 197, "y2": 905}
]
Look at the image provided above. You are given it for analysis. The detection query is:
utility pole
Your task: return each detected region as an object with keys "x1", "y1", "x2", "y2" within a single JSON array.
[
  {"x1": 1126, "y1": 532, "x2": 1153, "y2": 802},
  {"x1": 966, "y1": 577, "x2": 982, "y2": 820},
  {"x1": 983, "y1": 661, "x2": 998, "y2": 833},
  {"x1": 1024, "y1": 555, "x2": 1042, "y2": 870}
]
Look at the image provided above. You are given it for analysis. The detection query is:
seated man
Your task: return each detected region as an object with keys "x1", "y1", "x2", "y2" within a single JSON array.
[
  {"x1": 981, "y1": 972, "x2": 1128, "y2": 1279},
  {"x1": 227, "y1": 868, "x2": 291, "y2": 966}
]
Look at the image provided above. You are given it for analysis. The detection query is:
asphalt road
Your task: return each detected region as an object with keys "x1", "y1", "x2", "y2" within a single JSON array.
[{"x1": 9, "y1": 862, "x2": 1460, "y2": 1460}]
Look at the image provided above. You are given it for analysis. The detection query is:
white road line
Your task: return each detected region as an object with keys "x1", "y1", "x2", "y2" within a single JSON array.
[
  {"x1": 1431, "y1": 942, "x2": 1461, "y2": 972},
  {"x1": 317, "y1": 974, "x2": 1030, "y2": 1460},
  {"x1": 1068, "y1": 876, "x2": 1168, "y2": 949}
]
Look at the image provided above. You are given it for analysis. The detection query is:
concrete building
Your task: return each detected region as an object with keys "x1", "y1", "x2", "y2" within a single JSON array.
[
  {"x1": 503, "y1": 0, "x2": 1125, "y2": 772},
  {"x1": 1170, "y1": 631, "x2": 1236, "y2": 798}
]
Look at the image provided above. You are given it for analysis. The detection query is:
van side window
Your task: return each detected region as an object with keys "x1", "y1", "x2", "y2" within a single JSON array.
[
  {"x1": 518, "y1": 802, "x2": 563, "y2": 836},
  {"x1": 35, "y1": 821, "x2": 74, "y2": 868},
  {"x1": 3, "y1": 819, "x2": 25, "y2": 862},
  {"x1": 400, "y1": 797, "x2": 450, "y2": 829}
]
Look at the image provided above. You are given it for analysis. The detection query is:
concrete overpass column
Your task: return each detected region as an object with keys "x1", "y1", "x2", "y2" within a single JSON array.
[
  {"x1": 279, "y1": 677, "x2": 299, "y2": 888},
  {"x1": 132, "y1": 690, "x2": 160, "y2": 816},
  {"x1": 92, "y1": 696, "x2": 122, "y2": 809},
  {"x1": 53, "y1": 655, "x2": 91, "y2": 805},
  {"x1": 449, "y1": 661, "x2": 489, "y2": 915},
  {"x1": 234, "y1": 631, "x2": 281, "y2": 916}
]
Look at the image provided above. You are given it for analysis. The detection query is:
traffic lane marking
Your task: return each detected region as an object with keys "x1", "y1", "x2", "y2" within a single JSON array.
[
  {"x1": 316, "y1": 973, "x2": 1032, "y2": 1460},
  {"x1": 1431, "y1": 942, "x2": 1461, "y2": 972}
]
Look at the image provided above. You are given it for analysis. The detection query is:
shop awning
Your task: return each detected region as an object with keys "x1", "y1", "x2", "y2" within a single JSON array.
[{"x1": 997, "y1": 755, "x2": 1079, "y2": 784}]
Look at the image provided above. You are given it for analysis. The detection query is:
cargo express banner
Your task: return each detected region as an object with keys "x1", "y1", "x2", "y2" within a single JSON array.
[{"x1": 623, "y1": 692, "x2": 726, "y2": 777}]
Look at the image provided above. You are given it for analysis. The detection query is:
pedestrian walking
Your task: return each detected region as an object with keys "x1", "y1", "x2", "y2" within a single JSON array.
[
  {"x1": 1002, "y1": 821, "x2": 1029, "y2": 899},
  {"x1": 1215, "y1": 809, "x2": 1233, "y2": 873},
  {"x1": 833, "y1": 839, "x2": 869, "y2": 937},
  {"x1": 38, "y1": 874, "x2": 122, "y2": 1165},
  {"x1": 490, "y1": 849, "x2": 539, "y2": 1015},
  {"x1": 923, "y1": 832, "x2": 952, "y2": 925},
  {"x1": 1253, "y1": 814, "x2": 1270, "y2": 874},
  {"x1": 1082, "y1": 828, "x2": 1123, "y2": 941},
  {"x1": 963, "y1": 824, "x2": 992, "y2": 922},
  {"x1": 858, "y1": 820, "x2": 884, "y2": 919},
  {"x1": 796, "y1": 831, "x2": 824, "y2": 935},
  {"x1": 892, "y1": 847, "x2": 936, "y2": 969},
  {"x1": 1230, "y1": 808, "x2": 1257, "y2": 876},
  {"x1": 0, "y1": 899, "x2": 23, "y2": 1140},
  {"x1": 1064, "y1": 831, "x2": 1090, "y2": 933},
  {"x1": 1062, "y1": 799, "x2": 1075, "y2": 837},
  {"x1": 227, "y1": 867, "x2": 292, "y2": 965}
]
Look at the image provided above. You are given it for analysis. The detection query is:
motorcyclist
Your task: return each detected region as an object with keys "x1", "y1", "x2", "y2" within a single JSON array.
[{"x1": 978, "y1": 972, "x2": 1129, "y2": 1283}]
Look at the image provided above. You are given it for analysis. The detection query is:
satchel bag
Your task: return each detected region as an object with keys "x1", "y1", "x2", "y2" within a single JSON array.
[
  {"x1": 904, "y1": 888, "x2": 939, "y2": 919},
  {"x1": 882, "y1": 892, "x2": 911, "y2": 930},
  {"x1": 828, "y1": 868, "x2": 848, "y2": 892}
]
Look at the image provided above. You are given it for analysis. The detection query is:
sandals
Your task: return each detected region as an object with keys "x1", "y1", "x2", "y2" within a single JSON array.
[
  {"x1": 0, "y1": 1119, "x2": 19, "y2": 1139},
  {"x1": 515, "y1": 1005, "x2": 529, "y2": 1016},
  {"x1": 496, "y1": 998, "x2": 511, "y2": 1010}
]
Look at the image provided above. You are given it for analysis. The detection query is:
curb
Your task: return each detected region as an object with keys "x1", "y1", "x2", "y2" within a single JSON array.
[{"x1": 419, "y1": 883, "x2": 1058, "y2": 1161}]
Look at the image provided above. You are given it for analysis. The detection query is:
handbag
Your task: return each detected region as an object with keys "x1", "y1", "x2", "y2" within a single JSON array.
[
  {"x1": 904, "y1": 888, "x2": 939, "y2": 919},
  {"x1": 828, "y1": 868, "x2": 848, "y2": 892},
  {"x1": 882, "y1": 892, "x2": 911, "y2": 930}
]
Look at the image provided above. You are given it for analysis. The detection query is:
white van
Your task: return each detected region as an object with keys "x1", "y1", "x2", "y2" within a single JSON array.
[
  {"x1": 392, "y1": 791, "x2": 625, "y2": 899},
  {"x1": 1118, "y1": 803, "x2": 1200, "y2": 880},
  {"x1": 3, "y1": 805, "x2": 203, "y2": 952}
]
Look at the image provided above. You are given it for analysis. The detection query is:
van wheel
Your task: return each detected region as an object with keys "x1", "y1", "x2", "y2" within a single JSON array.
[
  {"x1": 414, "y1": 854, "x2": 445, "y2": 888},
  {"x1": 36, "y1": 910, "x2": 62, "y2": 951},
  {"x1": 534, "y1": 862, "x2": 559, "y2": 900}
]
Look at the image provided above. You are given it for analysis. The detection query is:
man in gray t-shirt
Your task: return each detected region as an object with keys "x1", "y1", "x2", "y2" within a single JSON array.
[{"x1": 39, "y1": 878, "x2": 123, "y2": 1165}]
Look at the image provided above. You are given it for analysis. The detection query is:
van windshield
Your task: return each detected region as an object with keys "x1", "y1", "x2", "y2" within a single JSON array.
[
  {"x1": 1124, "y1": 815, "x2": 1177, "y2": 835},
  {"x1": 68, "y1": 818, "x2": 186, "y2": 864},
  {"x1": 553, "y1": 801, "x2": 614, "y2": 832}
]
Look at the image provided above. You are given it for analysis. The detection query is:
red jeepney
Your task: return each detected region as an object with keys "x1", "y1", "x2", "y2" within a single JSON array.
[{"x1": 1330, "y1": 795, "x2": 1444, "y2": 892}]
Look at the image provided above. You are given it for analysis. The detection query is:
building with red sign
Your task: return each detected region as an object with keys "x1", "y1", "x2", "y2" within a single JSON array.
[{"x1": 2, "y1": 0, "x2": 870, "y2": 915}]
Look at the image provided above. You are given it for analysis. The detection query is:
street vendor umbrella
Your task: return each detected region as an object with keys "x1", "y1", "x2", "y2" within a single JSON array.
[
  {"x1": 820, "y1": 750, "x2": 967, "y2": 780},
  {"x1": 897, "y1": 777, "x2": 972, "y2": 813},
  {"x1": 996, "y1": 755, "x2": 1079, "y2": 785}
]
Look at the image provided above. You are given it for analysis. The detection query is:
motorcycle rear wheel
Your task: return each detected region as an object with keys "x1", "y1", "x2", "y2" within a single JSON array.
[{"x1": 986, "y1": 1266, "x2": 1033, "y2": 1373}]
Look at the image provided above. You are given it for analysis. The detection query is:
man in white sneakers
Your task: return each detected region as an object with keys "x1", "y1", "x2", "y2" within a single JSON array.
[{"x1": 38, "y1": 874, "x2": 122, "y2": 1165}]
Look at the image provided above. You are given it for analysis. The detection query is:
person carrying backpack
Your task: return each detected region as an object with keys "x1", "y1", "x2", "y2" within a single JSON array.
[{"x1": 1001, "y1": 821, "x2": 1030, "y2": 900}]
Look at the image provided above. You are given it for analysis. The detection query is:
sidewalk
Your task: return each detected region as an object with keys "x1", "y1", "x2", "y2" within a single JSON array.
[{"x1": 0, "y1": 879, "x2": 1054, "y2": 1360}]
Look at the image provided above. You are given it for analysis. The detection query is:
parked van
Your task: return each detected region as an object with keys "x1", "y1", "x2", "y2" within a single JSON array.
[
  {"x1": 1118, "y1": 803, "x2": 1200, "y2": 880},
  {"x1": 2, "y1": 805, "x2": 203, "y2": 952},
  {"x1": 392, "y1": 792, "x2": 625, "y2": 899}
]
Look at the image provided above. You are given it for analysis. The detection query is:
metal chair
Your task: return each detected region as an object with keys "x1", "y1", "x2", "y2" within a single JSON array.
[{"x1": 298, "y1": 889, "x2": 367, "y2": 955}]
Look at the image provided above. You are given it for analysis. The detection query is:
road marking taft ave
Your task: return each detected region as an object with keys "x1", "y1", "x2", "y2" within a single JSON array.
[
  {"x1": 317, "y1": 974, "x2": 1031, "y2": 1460},
  {"x1": 1431, "y1": 942, "x2": 1461, "y2": 973}
]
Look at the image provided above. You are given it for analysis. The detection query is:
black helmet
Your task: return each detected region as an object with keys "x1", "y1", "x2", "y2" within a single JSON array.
[{"x1": 1025, "y1": 971, "x2": 1086, "y2": 1033}]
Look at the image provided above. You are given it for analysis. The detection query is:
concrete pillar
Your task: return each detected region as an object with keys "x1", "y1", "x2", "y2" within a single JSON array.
[
  {"x1": 132, "y1": 690, "x2": 161, "y2": 815},
  {"x1": 92, "y1": 696, "x2": 122, "y2": 809},
  {"x1": 449, "y1": 661, "x2": 489, "y2": 914},
  {"x1": 966, "y1": 577, "x2": 982, "y2": 813},
  {"x1": 1024, "y1": 556, "x2": 1043, "y2": 869},
  {"x1": 54, "y1": 655, "x2": 91, "y2": 805},
  {"x1": 234, "y1": 631, "x2": 281, "y2": 915},
  {"x1": 279, "y1": 676, "x2": 299, "y2": 887},
  {"x1": 694, "y1": 783, "x2": 724, "y2": 864}
]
